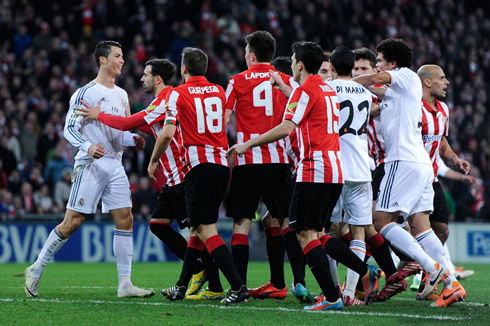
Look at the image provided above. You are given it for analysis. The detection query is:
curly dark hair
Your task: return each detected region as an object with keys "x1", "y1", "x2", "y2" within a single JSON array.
[{"x1": 376, "y1": 38, "x2": 413, "y2": 68}]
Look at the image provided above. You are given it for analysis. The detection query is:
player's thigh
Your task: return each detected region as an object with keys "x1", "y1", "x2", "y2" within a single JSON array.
[
  {"x1": 226, "y1": 165, "x2": 262, "y2": 220},
  {"x1": 371, "y1": 163, "x2": 385, "y2": 201},
  {"x1": 342, "y1": 181, "x2": 373, "y2": 226},
  {"x1": 66, "y1": 162, "x2": 108, "y2": 214},
  {"x1": 262, "y1": 164, "x2": 293, "y2": 218},
  {"x1": 152, "y1": 183, "x2": 188, "y2": 229},
  {"x1": 330, "y1": 194, "x2": 343, "y2": 224},
  {"x1": 101, "y1": 161, "x2": 132, "y2": 213},
  {"x1": 289, "y1": 182, "x2": 342, "y2": 232},
  {"x1": 376, "y1": 161, "x2": 432, "y2": 219},
  {"x1": 429, "y1": 181, "x2": 449, "y2": 225},
  {"x1": 185, "y1": 163, "x2": 230, "y2": 228}
]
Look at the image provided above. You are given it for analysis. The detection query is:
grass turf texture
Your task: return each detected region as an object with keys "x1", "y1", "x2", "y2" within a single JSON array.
[{"x1": 1, "y1": 262, "x2": 489, "y2": 325}]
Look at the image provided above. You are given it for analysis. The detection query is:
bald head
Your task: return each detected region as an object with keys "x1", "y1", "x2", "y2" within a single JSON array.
[
  {"x1": 417, "y1": 64, "x2": 449, "y2": 100},
  {"x1": 417, "y1": 64, "x2": 442, "y2": 83}
]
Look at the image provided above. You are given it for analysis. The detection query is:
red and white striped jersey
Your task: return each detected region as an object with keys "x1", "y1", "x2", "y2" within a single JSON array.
[
  {"x1": 97, "y1": 87, "x2": 185, "y2": 186},
  {"x1": 165, "y1": 76, "x2": 229, "y2": 173},
  {"x1": 421, "y1": 98, "x2": 449, "y2": 177},
  {"x1": 283, "y1": 75, "x2": 343, "y2": 184},
  {"x1": 225, "y1": 63, "x2": 298, "y2": 165},
  {"x1": 368, "y1": 115, "x2": 385, "y2": 167},
  {"x1": 285, "y1": 129, "x2": 300, "y2": 169}
]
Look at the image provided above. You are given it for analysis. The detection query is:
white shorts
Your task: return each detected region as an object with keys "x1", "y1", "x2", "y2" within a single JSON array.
[
  {"x1": 66, "y1": 157, "x2": 132, "y2": 214},
  {"x1": 376, "y1": 161, "x2": 434, "y2": 219},
  {"x1": 330, "y1": 181, "x2": 372, "y2": 225}
]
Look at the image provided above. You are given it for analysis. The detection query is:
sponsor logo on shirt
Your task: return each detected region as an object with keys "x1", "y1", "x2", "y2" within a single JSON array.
[
  {"x1": 423, "y1": 135, "x2": 443, "y2": 142},
  {"x1": 286, "y1": 102, "x2": 298, "y2": 115}
]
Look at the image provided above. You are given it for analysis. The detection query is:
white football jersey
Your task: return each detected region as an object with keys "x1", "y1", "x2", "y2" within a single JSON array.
[
  {"x1": 64, "y1": 81, "x2": 133, "y2": 163},
  {"x1": 381, "y1": 68, "x2": 431, "y2": 164},
  {"x1": 329, "y1": 79, "x2": 372, "y2": 181}
]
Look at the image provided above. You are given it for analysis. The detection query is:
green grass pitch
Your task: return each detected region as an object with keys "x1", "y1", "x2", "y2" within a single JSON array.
[{"x1": 1, "y1": 262, "x2": 489, "y2": 325}]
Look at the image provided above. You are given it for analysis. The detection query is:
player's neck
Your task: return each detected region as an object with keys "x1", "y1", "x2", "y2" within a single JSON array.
[
  {"x1": 94, "y1": 71, "x2": 116, "y2": 89},
  {"x1": 423, "y1": 94, "x2": 437, "y2": 109},
  {"x1": 300, "y1": 71, "x2": 314, "y2": 84},
  {"x1": 153, "y1": 84, "x2": 169, "y2": 97},
  {"x1": 337, "y1": 75, "x2": 351, "y2": 80}
]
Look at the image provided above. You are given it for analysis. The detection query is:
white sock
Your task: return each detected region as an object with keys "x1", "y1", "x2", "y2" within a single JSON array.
[
  {"x1": 114, "y1": 229, "x2": 133, "y2": 290},
  {"x1": 415, "y1": 229, "x2": 458, "y2": 286},
  {"x1": 33, "y1": 226, "x2": 68, "y2": 275},
  {"x1": 327, "y1": 254, "x2": 339, "y2": 287},
  {"x1": 443, "y1": 243, "x2": 456, "y2": 274},
  {"x1": 344, "y1": 240, "x2": 366, "y2": 298},
  {"x1": 380, "y1": 223, "x2": 437, "y2": 273},
  {"x1": 391, "y1": 249, "x2": 401, "y2": 268}
]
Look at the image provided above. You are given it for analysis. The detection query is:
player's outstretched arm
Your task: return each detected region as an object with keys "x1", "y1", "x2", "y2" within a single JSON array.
[
  {"x1": 227, "y1": 120, "x2": 295, "y2": 156},
  {"x1": 270, "y1": 70, "x2": 293, "y2": 97},
  {"x1": 354, "y1": 71, "x2": 391, "y2": 88},
  {"x1": 148, "y1": 124, "x2": 176, "y2": 181}
]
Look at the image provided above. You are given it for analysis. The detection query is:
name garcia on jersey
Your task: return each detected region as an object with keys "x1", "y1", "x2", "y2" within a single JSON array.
[{"x1": 188, "y1": 86, "x2": 220, "y2": 94}]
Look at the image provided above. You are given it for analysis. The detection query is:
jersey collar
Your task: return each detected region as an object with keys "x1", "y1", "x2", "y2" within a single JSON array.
[
  {"x1": 156, "y1": 85, "x2": 173, "y2": 99},
  {"x1": 422, "y1": 98, "x2": 441, "y2": 114},
  {"x1": 186, "y1": 76, "x2": 208, "y2": 84}
]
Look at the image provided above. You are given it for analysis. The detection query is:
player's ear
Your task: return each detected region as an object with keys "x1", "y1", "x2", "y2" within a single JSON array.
[{"x1": 99, "y1": 56, "x2": 107, "y2": 66}]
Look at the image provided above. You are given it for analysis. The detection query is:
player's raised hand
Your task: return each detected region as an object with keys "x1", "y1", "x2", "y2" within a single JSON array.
[
  {"x1": 269, "y1": 70, "x2": 286, "y2": 89},
  {"x1": 147, "y1": 161, "x2": 158, "y2": 181},
  {"x1": 88, "y1": 144, "x2": 105, "y2": 159},
  {"x1": 134, "y1": 136, "x2": 145, "y2": 150},
  {"x1": 77, "y1": 99, "x2": 102, "y2": 123}
]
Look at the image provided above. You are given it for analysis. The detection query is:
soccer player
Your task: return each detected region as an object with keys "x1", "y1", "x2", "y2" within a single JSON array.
[
  {"x1": 413, "y1": 64, "x2": 469, "y2": 305},
  {"x1": 328, "y1": 46, "x2": 396, "y2": 306},
  {"x1": 225, "y1": 31, "x2": 306, "y2": 301},
  {"x1": 353, "y1": 38, "x2": 465, "y2": 307},
  {"x1": 149, "y1": 47, "x2": 248, "y2": 304},
  {"x1": 352, "y1": 48, "x2": 410, "y2": 302},
  {"x1": 24, "y1": 41, "x2": 155, "y2": 298},
  {"x1": 229, "y1": 41, "x2": 380, "y2": 311},
  {"x1": 74, "y1": 59, "x2": 223, "y2": 300}
]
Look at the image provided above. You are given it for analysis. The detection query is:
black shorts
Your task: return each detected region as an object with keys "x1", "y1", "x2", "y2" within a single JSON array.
[
  {"x1": 226, "y1": 164, "x2": 293, "y2": 220},
  {"x1": 185, "y1": 163, "x2": 230, "y2": 228},
  {"x1": 289, "y1": 182, "x2": 343, "y2": 232},
  {"x1": 371, "y1": 162, "x2": 385, "y2": 201},
  {"x1": 430, "y1": 181, "x2": 449, "y2": 224},
  {"x1": 151, "y1": 183, "x2": 188, "y2": 230}
]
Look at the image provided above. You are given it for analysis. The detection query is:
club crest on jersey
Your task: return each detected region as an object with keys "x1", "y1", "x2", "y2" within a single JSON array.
[
  {"x1": 287, "y1": 102, "x2": 298, "y2": 114},
  {"x1": 121, "y1": 98, "x2": 127, "y2": 108},
  {"x1": 78, "y1": 198, "x2": 84, "y2": 206}
]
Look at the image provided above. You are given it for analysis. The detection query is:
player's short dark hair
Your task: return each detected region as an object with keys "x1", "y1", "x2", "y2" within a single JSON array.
[
  {"x1": 353, "y1": 47, "x2": 376, "y2": 69},
  {"x1": 145, "y1": 59, "x2": 176, "y2": 85},
  {"x1": 376, "y1": 38, "x2": 413, "y2": 68},
  {"x1": 182, "y1": 47, "x2": 208, "y2": 76},
  {"x1": 245, "y1": 31, "x2": 276, "y2": 63},
  {"x1": 94, "y1": 41, "x2": 122, "y2": 68},
  {"x1": 330, "y1": 46, "x2": 354, "y2": 77},
  {"x1": 292, "y1": 41, "x2": 324, "y2": 75},
  {"x1": 271, "y1": 56, "x2": 292, "y2": 75}
]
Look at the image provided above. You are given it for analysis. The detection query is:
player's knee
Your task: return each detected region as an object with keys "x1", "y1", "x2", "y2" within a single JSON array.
[{"x1": 435, "y1": 226, "x2": 449, "y2": 244}]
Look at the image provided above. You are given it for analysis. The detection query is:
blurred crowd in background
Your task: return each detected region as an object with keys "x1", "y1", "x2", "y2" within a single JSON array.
[{"x1": 0, "y1": 0, "x2": 489, "y2": 221}]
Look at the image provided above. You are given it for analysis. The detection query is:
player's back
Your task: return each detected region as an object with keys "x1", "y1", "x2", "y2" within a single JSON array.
[
  {"x1": 328, "y1": 79, "x2": 372, "y2": 182},
  {"x1": 66, "y1": 81, "x2": 129, "y2": 163},
  {"x1": 226, "y1": 63, "x2": 296, "y2": 165},
  {"x1": 284, "y1": 75, "x2": 342, "y2": 183},
  {"x1": 166, "y1": 76, "x2": 228, "y2": 169}
]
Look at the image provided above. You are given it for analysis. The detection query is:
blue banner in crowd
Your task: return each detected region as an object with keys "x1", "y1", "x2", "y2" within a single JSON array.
[{"x1": 0, "y1": 223, "x2": 181, "y2": 263}]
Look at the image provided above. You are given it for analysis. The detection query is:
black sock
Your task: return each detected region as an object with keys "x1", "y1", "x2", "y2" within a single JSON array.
[
  {"x1": 202, "y1": 248, "x2": 223, "y2": 292},
  {"x1": 176, "y1": 246, "x2": 202, "y2": 288},
  {"x1": 304, "y1": 240, "x2": 338, "y2": 302},
  {"x1": 149, "y1": 222, "x2": 187, "y2": 260},
  {"x1": 367, "y1": 233, "x2": 397, "y2": 277},
  {"x1": 207, "y1": 237, "x2": 243, "y2": 291},
  {"x1": 283, "y1": 228, "x2": 305, "y2": 286},
  {"x1": 323, "y1": 236, "x2": 367, "y2": 276},
  {"x1": 231, "y1": 233, "x2": 249, "y2": 287},
  {"x1": 265, "y1": 227, "x2": 285, "y2": 289}
]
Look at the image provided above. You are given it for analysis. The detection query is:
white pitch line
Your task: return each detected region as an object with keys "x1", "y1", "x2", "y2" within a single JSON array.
[
  {"x1": 0, "y1": 298, "x2": 471, "y2": 321},
  {"x1": 392, "y1": 297, "x2": 488, "y2": 307}
]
